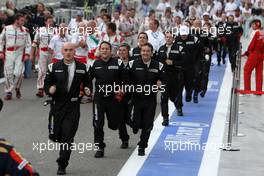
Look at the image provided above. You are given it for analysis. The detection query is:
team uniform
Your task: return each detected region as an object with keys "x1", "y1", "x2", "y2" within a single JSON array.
[
  {"x1": 158, "y1": 42, "x2": 185, "y2": 118},
  {"x1": 0, "y1": 139, "x2": 39, "y2": 176},
  {"x1": 48, "y1": 35, "x2": 71, "y2": 63},
  {"x1": 119, "y1": 17, "x2": 135, "y2": 47},
  {"x1": 216, "y1": 21, "x2": 227, "y2": 65},
  {"x1": 0, "y1": 25, "x2": 31, "y2": 99},
  {"x1": 225, "y1": 21, "x2": 243, "y2": 71},
  {"x1": 128, "y1": 58, "x2": 165, "y2": 154},
  {"x1": 44, "y1": 60, "x2": 89, "y2": 170},
  {"x1": 71, "y1": 32, "x2": 89, "y2": 64},
  {"x1": 32, "y1": 26, "x2": 53, "y2": 91},
  {"x1": 175, "y1": 35, "x2": 200, "y2": 102},
  {"x1": 244, "y1": 29, "x2": 264, "y2": 93},
  {"x1": 98, "y1": 33, "x2": 124, "y2": 57},
  {"x1": 87, "y1": 58, "x2": 127, "y2": 156}
]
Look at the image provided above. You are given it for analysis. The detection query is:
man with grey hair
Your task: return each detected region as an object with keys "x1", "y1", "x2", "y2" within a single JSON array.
[{"x1": 5, "y1": 0, "x2": 17, "y2": 13}]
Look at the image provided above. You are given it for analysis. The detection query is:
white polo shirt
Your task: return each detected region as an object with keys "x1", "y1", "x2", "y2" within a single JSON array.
[
  {"x1": 145, "y1": 29, "x2": 166, "y2": 52},
  {"x1": 49, "y1": 35, "x2": 71, "y2": 60}
]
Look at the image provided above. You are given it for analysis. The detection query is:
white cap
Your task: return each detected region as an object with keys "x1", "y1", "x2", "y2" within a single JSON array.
[
  {"x1": 179, "y1": 25, "x2": 189, "y2": 35},
  {"x1": 203, "y1": 12, "x2": 210, "y2": 17}
]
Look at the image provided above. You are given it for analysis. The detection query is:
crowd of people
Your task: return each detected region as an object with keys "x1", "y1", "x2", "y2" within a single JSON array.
[{"x1": 0, "y1": 0, "x2": 263, "y2": 175}]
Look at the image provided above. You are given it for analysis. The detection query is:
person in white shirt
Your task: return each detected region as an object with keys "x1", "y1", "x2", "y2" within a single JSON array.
[
  {"x1": 160, "y1": 7, "x2": 174, "y2": 31},
  {"x1": 119, "y1": 10, "x2": 134, "y2": 46},
  {"x1": 207, "y1": 0, "x2": 220, "y2": 17},
  {"x1": 225, "y1": 0, "x2": 238, "y2": 16},
  {"x1": 112, "y1": 10, "x2": 121, "y2": 34},
  {"x1": 129, "y1": 8, "x2": 141, "y2": 48},
  {"x1": 188, "y1": 7, "x2": 199, "y2": 21},
  {"x1": 0, "y1": 13, "x2": 31, "y2": 100},
  {"x1": 202, "y1": 12, "x2": 213, "y2": 26},
  {"x1": 173, "y1": 4, "x2": 184, "y2": 19},
  {"x1": 98, "y1": 14, "x2": 111, "y2": 33},
  {"x1": 31, "y1": 15, "x2": 54, "y2": 97},
  {"x1": 139, "y1": 9, "x2": 156, "y2": 32},
  {"x1": 234, "y1": 8, "x2": 244, "y2": 25},
  {"x1": 189, "y1": 0, "x2": 203, "y2": 17},
  {"x1": 172, "y1": 15, "x2": 182, "y2": 36},
  {"x1": 49, "y1": 23, "x2": 71, "y2": 63},
  {"x1": 156, "y1": 0, "x2": 171, "y2": 17},
  {"x1": 71, "y1": 22, "x2": 89, "y2": 64},
  {"x1": 145, "y1": 19, "x2": 166, "y2": 52},
  {"x1": 96, "y1": 8, "x2": 107, "y2": 27},
  {"x1": 213, "y1": 8, "x2": 223, "y2": 23},
  {"x1": 253, "y1": 0, "x2": 264, "y2": 9},
  {"x1": 68, "y1": 11, "x2": 84, "y2": 34},
  {"x1": 97, "y1": 22, "x2": 125, "y2": 57},
  {"x1": 241, "y1": 3, "x2": 252, "y2": 37}
]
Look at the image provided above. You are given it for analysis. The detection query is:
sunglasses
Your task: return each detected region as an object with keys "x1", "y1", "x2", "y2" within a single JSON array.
[{"x1": 64, "y1": 48, "x2": 74, "y2": 51}]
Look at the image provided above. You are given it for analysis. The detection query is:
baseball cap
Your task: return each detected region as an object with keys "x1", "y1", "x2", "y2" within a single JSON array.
[{"x1": 77, "y1": 11, "x2": 84, "y2": 17}]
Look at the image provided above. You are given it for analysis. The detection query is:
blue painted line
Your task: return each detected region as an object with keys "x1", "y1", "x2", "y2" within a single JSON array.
[{"x1": 137, "y1": 64, "x2": 227, "y2": 176}]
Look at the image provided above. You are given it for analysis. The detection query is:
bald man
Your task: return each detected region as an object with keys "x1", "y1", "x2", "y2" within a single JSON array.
[{"x1": 44, "y1": 42, "x2": 90, "y2": 175}]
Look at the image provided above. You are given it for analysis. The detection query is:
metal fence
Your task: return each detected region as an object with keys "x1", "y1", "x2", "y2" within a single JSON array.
[
  {"x1": 222, "y1": 43, "x2": 244, "y2": 151},
  {"x1": 0, "y1": 0, "x2": 60, "y2": 10}
]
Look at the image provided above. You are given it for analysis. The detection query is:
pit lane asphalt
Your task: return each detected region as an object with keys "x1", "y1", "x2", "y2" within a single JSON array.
[{"x1": 0, "y1": 75, "x2": 161, "y2": 176}]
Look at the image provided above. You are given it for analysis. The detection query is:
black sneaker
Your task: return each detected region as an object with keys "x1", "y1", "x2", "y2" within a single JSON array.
[
  {"x1": 177, "y1": 109, "x2": 183, "y2": 116},
  {"x1": 222, "y1": 59, "x2": 226, "y2": 64},
  {"x1": 200, "y1": 91, "x2": 206, "y2": 98},
  {"x1": 36, "y1": 89, "x2": 44, "y2": 98},
  {"x1": 185, "y1": 95, "x2": 192, "y2": 102},
  {"x1": 57, "y1": 166, "x2": 66, "y2": 175},
  {"x1": 120, "y1": 141, "x2": 129, "y2": 149},
  {"x1": 15, "y1": 88, "x2": 21, "y2": 99},
  {"x1": 162, "y1": 119, "x2": 169, "y2": 126},
  {"x1": 138, "y1": 148, "x2": 145, "y2": 156},
  {"x1": 217, "y1": 62, "x2": 220, "y2": 66},
  {"x1": 193, "y1": 95, "x2": 198, "y2": 103},
  {"x1": 94, "y1": 148, "x2": 104, "y2": 158}
]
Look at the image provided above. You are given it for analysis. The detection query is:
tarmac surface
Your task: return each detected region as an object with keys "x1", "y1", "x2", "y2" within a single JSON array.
[{"x1": 0, "y1": 76, "x2": 161, "y2": 176}]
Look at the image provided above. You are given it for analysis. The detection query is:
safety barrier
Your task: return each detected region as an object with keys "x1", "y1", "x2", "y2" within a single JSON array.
[
  {"x1": 222, "y1": 44, "x2": 242, "y2": 151},
  {"x1": 223, "y1": 43, "x2": 264, "y2": 151}
]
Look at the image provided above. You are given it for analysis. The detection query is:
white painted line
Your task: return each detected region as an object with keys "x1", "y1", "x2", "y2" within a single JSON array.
[
  {"x1": 0, "y1": 78, "x2": 5, "y2": 84},
  {"x1": 198, "y1": 63, "x2": 232, "y2": 176},
  {"x1": 117, "y1": 99, "x2": 175, "y2": 176}
]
